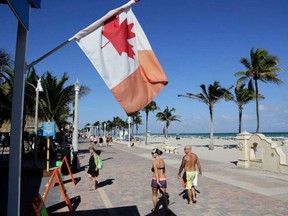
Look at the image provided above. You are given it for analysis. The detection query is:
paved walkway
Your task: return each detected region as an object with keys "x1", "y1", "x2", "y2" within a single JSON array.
[{"x1": 41, "y1": 140, "x2": 288, "y2": 216}]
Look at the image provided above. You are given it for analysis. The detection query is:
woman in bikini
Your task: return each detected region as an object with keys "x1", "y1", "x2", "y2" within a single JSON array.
[{"x1": 151, "y1": 148, "x2": 171, "y2": 214}]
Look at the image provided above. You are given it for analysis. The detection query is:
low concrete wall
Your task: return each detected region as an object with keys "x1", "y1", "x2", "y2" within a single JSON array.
[{"x1": 237, "y1": 132, "x2": 288, "y2": 174}]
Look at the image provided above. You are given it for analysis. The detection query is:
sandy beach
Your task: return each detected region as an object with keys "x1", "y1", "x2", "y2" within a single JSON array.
[{"x1": 128, "y1": 135, "x2": 288, "y2": 164}]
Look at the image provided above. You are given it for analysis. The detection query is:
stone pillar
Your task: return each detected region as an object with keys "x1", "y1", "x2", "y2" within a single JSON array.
[{"x1": 237, "y1": 131, "x2": 252, "y2": 168}]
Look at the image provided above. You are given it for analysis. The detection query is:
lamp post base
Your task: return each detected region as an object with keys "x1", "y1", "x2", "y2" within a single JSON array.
[{"x1": 72, "y1": 151, "x2": 79, "y2": 173}]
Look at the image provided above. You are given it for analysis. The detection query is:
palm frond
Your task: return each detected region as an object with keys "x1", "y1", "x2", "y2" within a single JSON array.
[{"x1": 240, "y1": 58, "x2": 251, "y2": 69}]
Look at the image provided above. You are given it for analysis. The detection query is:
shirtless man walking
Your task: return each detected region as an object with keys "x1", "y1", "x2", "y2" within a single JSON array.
[{"x1": 178, "y1": 145, "x2": 202, "y2": 204}]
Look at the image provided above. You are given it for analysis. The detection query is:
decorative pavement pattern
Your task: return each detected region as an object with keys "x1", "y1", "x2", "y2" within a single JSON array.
[{"x1": 40, "y1": 140, "x2": 288, "y2": 216}]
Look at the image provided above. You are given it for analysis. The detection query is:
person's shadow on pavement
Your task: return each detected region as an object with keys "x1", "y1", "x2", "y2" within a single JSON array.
[
  {"x1": 179, "y1": 187, "x2": 200, "y2": 202},
  {"x1": 98, "y1": 178, "x2": 115, "y2": 188},
  {"x1": 147, "y1": 192, "x2": 175, "y2": 215}
]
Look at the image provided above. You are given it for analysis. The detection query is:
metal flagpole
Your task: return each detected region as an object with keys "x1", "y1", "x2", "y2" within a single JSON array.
[
  {"x1": 27, "y1": 39, "x2": 73, "y2": 70},
  {"x1": 26, "y1": 0, "x2": 141, "y2": 70}
]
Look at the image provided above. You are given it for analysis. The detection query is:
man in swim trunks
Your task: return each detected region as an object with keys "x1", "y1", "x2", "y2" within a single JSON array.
[{"x1": 178, "y1": 145, "x2": 202, "y2": 204}]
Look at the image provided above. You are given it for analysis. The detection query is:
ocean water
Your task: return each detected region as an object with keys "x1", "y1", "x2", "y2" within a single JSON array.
[{"x1": 151, "y1": 132, "x2": 288, "y2": 140}]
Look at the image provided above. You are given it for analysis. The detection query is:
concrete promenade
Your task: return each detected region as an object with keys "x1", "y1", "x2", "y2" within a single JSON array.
[{"x1": 41, "y1": 140, "x2": 288, "y2": 216}]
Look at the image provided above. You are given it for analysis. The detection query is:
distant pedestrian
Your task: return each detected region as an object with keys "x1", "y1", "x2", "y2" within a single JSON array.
[
  {"x1": 178, "y1": 145, "x2": 202, "y2": 204},
  {"x1": 150, "y1": 148, "x2": 171, "y2": 214},
  {"x1": 87, "y1": 146, "x2": 99, "y2": 190},
  {"x1": 93, "y1": 135, "x2": 98, "y2": 145},
  {"x1": 99, "y1": 135, "x2": 103, "y2": 146},
  {"x1": 106, "y1": 134, "x2": 112, "y2": 147}
]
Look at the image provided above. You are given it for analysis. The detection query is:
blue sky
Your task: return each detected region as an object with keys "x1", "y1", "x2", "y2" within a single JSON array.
[{"x1": 1, "y1": 0, "x2": 287, "y2": 133}]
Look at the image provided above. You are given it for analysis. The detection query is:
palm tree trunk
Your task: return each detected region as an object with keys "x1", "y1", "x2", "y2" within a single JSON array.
[
  {"x1": 166, "y1": 125, "x2": 168, "y2": 139},
  {"x1": 238, "y1": 106, "x2": 243, "y2": 133},
  {"x1": 209, "y1": 106, "x2": 214, "y2": 150},
  {"x1": 255, "y1": 79, "x2": 260, "y2": 133},
  {"x1": 145, "y1": 112, "x2": 148, "y2": 145}
]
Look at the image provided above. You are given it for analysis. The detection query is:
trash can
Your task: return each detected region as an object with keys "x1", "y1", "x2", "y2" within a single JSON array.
[{"x1": 60, "y1": 145, "x2": 71, "y2": 175}]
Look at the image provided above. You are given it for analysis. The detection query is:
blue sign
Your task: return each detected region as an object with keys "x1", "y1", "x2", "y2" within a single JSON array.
[{"x1": 43, "y1": 122, "x2": 56, "y2": 137}]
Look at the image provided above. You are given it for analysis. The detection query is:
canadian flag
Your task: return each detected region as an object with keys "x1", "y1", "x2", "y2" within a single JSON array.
[{"x1": 71, "y1": 0, "x2": 168, "y2": 115}]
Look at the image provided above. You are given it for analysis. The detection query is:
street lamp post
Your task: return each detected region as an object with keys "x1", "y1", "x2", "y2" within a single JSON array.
[
  {"x1": 128, "y1": 116, "x2": 131, "y2": 147},
  {"x1": 72, "y1": 79, "x2": 80, "y2": 172},
  {"x1": 104, "y1": 122, "x2": 107, "y2": 146},
  {"x1": 34, "y1": 78, "x2": 43, "y2": 167},
  {"x1": 104, "y1": 122, "x2": 106, "y2": 136}
]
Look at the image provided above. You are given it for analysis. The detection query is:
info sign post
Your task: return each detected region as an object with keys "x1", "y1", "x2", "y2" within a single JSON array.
[
  {"x1": 43, "y1": 122, "x2": 56, "y2": 137},
  {"x1": 43, "y1": 122, "x2": 56, "y2": 172}
]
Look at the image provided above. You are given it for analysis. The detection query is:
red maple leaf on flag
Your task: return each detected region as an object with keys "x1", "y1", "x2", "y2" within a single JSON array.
[{"x1": 102, "y1": 16, "x2": 136, "y2": 59}]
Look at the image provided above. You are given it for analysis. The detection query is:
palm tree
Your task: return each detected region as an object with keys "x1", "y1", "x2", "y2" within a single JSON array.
[
  {"x1": 84, "y1": 123, "x2": 91, "y2": 136},
  {"x1": 130, "y1": 111, "x2": 140, "y2": 136},
  {"x1": 233, "y1": 80, "x2": 260, "y2": 133},
  {"x1": 156, "y1": 106, "x2": 180, "y2": 140},
  {"x1": 0, "y1": 49, "x2": 13, "y2": 126},
  {"x1": 134, "y1": 113, "x2": 142, "y2": 139},
  {"x1": 142, "y1": 101, "x2": 159, "y2": 145},
  {"x1": 235, "y1": 48, "x2": 284, "y2": 133},
  {"x1": 178, "y1": 81, "x2": 232, "y2": 150},
  {"x1": 130, "y1": 111, "x2": 142, "y2": 139},
  {"x1": 24, "y1": 68, "x2": 40, "y2": 118},
  {"x1": 0, "y1": 49, "x2": 11, "y2": 68},
  {"x1": 234, "y1": 82, "x2": 253, "y2": 134},
  {"x1": 119, "y1": 118, "x2": 128, "y2": 140},
  {"x1": 106, "y1": 120, "x2": 113, "y2": 134},
  {"x1": 101, "y1": 121, "x2": 106, "y2": 135},
  {"x1": 112, "y1": 116, "x2": 122, "y2": 137},
  {"x1": 35, "y1": 71, "x2": 90, "y2": 131},
  {"x1": 93, "y1": 121, "x2": 100, "y2": 136}
]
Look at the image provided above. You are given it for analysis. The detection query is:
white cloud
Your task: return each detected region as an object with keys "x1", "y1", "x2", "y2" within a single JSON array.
[{"x1": 259, "y1": 105, "x2": 265, "y2": 111}]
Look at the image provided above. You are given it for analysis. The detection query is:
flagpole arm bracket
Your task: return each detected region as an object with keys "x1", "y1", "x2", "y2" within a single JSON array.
[
  {"x1": 27, "y1": 0, "x2": 139, "y2": 72},
  {"x1": 27, "y1": 39, "x2": 74, "y2": 71}
]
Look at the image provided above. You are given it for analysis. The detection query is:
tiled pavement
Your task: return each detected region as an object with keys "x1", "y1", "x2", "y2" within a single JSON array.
[{"x1": 41, "y1": 140, "x2": 288, "y2": 216}]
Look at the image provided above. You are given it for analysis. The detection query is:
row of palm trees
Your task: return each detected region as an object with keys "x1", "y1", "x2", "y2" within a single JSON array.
[
  {"x1": 0, "y1": 49, "x2": 90, "y2": 133},
  {"x1": 87, "y1": 48, "x2": 283, "y2": 150},
  {"x1": 84, "y1": 112, "x2": 143, "y2": 139},
  {"x1": 178, "y1": 48, "x2": 284, "y2": 150},
  {"x1": 1, "y1": 47, "x2": 283, "y2": 151},
  {"x1": 84, "y1": 102, "x2": 181, "y2": 145}
]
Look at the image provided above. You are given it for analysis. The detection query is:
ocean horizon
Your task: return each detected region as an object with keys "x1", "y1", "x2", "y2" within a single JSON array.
[{"x1": 146, "y1": 132, "x2": 288, "y2": 139}]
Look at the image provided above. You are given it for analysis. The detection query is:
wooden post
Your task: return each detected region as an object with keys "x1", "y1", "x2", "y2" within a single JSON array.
[{"x1": 46, "y1": 137, "x2": 50, "y2": 172}]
